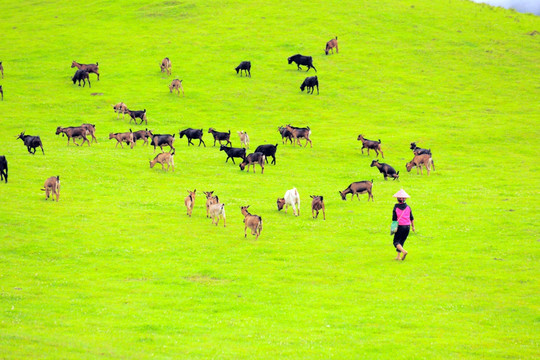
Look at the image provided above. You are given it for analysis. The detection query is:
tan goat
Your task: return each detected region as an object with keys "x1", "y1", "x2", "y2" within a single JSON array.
[
  {"x1": 204, "y1": 191, "x2": 219, "y2": 218},
  {"x1": 113, "y1": 102, "x2": 128, "y2": 120},
  {"x1": 241, "y1": 206, "x2": 262, "y2": 240},
  {"x1": 406, "y1": 154, "x2": 434, "y2": 175},
  {"x1": 109, "y1": 132, "x2": 134, "y2": 148},
  {"x1": 161, "y1": 57, "x2": 171, "y2": 75},
  {"x1": 185, "y1": 189, "x2": 196, "y2": 217},
  {"x1": 149, "y1": 151, "x2": 175, "y2": 171},
  {"x1": 237, "y1": 131, "x2": 250, "y2": 148},
  {"x1": 310, "y1": 195, "x2": 325, "y2": 220},
  {"x1": 169, "y1": 79, "x2": 184, "y2": 96},
  {"x1": 41, "y1": 176, "x2": 60, "y2": 202},
  {"x1": 209, "y1": 202, "x2": 226, "y2": 227}
]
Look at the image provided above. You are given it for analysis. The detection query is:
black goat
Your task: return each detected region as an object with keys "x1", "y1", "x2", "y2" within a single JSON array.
[
  {"x1": 235, "y1": 61, "x2": 251, "y2": 77},
  {"x1": 371, "y1": 160, "x2": 399, "y2": 180},
  {"x1": 254, "y1": 144, "x2": 278, "y2": 165},
  {"x1": 288, "y1": 54, "x2": 317, "y2": 72},
  {"x1": 278, "y1": 126, "x2": 293, "y2": 144},
  {"x1": 410, "y1": 142, "x2": 432, "y2": 155},
  {"x1": 150, "y1": 133, "x2": 175, "y2": 153},
  {"x1": 208, "y1": 128, "x2": 232, "y2": 147},
  {"x1": 300, "y1": 76, "x2": 319, "y2": 94},
  {"x1": 0, "y1": 156, "x2": 7, "y2": 183},
  {"x1": 220, "y1": 145, "x2": 246, "y2": 164},
  {"x1": 179, "y1": 128, "x2": 206, "y2": 147},
  {"x1": 17, "y1": 132, "x2": 44, "y2": 155},
  {"x1": 126, "y1": 109, "x2": 147, "y2": 125},
  {"x1": 72, "y1": 69, "x2": 91, "y2": 87}
]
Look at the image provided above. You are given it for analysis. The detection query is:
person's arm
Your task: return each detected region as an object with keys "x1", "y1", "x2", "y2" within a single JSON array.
[
  {"x1": 411, "y1": 219, "x2": 415, "y2": 232},
  {"x1": 392, "y1": 205, "x2": 397, "y2": 221}
]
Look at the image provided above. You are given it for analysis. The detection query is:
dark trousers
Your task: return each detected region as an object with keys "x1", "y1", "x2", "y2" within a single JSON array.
[{"x1": 393, "y1": 225, "x2": 410, "y2": 252}]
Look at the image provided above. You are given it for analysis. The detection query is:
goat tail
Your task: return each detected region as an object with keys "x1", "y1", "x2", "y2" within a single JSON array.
[
  {"x1": 431, "y1": 158, "x2": 435, "y2": 170},
  {"x1": 258, "y1": 217, "x2": 263, "y2": 233},
  {"x1": 378, "y1": 139, "x2": 381, "y2": 143}
]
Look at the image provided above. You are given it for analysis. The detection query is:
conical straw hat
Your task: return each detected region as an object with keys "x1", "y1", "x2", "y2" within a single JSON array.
[{"x1": 393, "y1": 189, "x2": 410, "y2": 198}]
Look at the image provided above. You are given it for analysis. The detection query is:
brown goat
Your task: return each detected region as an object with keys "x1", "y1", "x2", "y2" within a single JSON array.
[
  {"x1": 56, "y1": 126, "x2": 90, "y2": 146},
  {"x1": 339, "y1": 180, "x2": 374, "y2": 201},
  {"x1": 209, "y1": 202, "x2": 226, "y2": 227},
  {"x1": 161, "y1": 57, "x2": 171, "y2": 75},
  {"x1": 325, "y1": 37, "x2": 338, "y2": 55},
  {"x1": 239, "y1": 152, "x2": 265, "y2": 174},
  {"x1": 149, "y1": 151, "x2": 175, "y2": 171},
  {"x1": 185, "y1": 189, "x2": 196, "y2": 217},
  {"x1": 113, "y1": 102, "x2": 128, "y2": 120},
  {"x1": 109, "y1": 132, "x2": 134, "y2": 148},
  {"x1": 0, "y1": 61, "x2": 3, "y2": 79},
  {"x1": 41, "y1": 176, "x2": 60, "y2": 202},
  {"x1": 81, "y1": 123, "x2": 97, "y2": 143},
  {"x1": 131, "y1": 128, "x2": 152, "y2": 146},
  {"x1": 406, "y1": 154, "x2": 434, "y2": 175},
  {"x1": 241, "y1": 206, "x2": 263, "y2": 240},
  {"x1": 310, "y1": 195, "x2": 326, "y2": 220},
  {"x1": 285, "y1": 125, "x2": 312, "y2": 147},
  {"x1": 169, "y1": 79, "x2": 184, "y2": 96},
  {"x1": 204, "y1": 191, "x2": 219, "y2": 218},
  {"x1": 357, "y1": 134, "x2": 384, "y2": 158},
  {"x1": 0, "y1": 85, "x2": 2, "y2": 101},
  {"x1": 71, "y1": 60, "x2": 99, "y2": 80}
]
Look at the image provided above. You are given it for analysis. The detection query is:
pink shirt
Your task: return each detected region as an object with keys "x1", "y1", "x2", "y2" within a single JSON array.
[{"x1": 395, "y1": 206, "x2": 412, "y2": 225}]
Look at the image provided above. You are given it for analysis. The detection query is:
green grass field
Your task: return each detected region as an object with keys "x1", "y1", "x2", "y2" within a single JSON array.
[{"x1": 0, "y1": 0, "x2": 538, "y2": 358}]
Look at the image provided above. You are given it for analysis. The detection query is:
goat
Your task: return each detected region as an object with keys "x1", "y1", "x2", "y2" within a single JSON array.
[
  {"x1": 185, "y1": 189, "x2": 196, "y2": 217},
  {"x1": 72, "y1": 69, "x2": 91, "y2": 87},
  {"x1": 0, "y1": 156, "x2": 7, "y2": 183},
  {"x1": 209, "y1": 202, "x2": 226, "y2": 227},
  {"x1": 161, "y1": 57, "x2": 171, "y2": 75},
  {"x1": 126, "y1": 109, "x2": 147, "y2": 125},
  {"x1": 71, "y1": 60, "x2": 100, "y2": 80},
  {"x1": 41, "y1": 176, "x2": 60, "y2": 202},
  {"x1": 150, "y1": 133, "x2": 175, "y2": 153},
  {"x1": 285, "y1": 125, "x2": 312, "y2": 147},
  {"x1": 371, "y1": 160, "x2": 399, "y2": 180},
  {"x1": 325, "y1": 36, "x2": 338, "y2": 55},
  {"x1": 406, "y1": 154, "x2": 435, "y2": 175},
  {"x1": 288, "y1": 54, "x2": 317, "y2": 72},
  {"x1": 204, "y1": 191, "x2": 219, "y2": 218},
  {"x1": 357, "y1": 135, "x2": 384, "y2": 158},
  {"x1": 81, "y1": 123, "x2": 98, "y2": 143},
  {"x1": 56, "y1": 126, "x2": 90, "y2": 146},
  {"x1": 149, "y1": 151, "x2": 175, "y2": 171},
  {"x1": 278, "y1": 126, "x2": 293, "y2": 144},
  {"x1": 208, "y1": 128, "x2": 232, "y2": 147},
  {"x1": 235, "y1": 61, "x2": 251, "y2": 77},
  {"x1": 109, "y1": 131, "x2": 134, "y2": 149},
  {"x1": 179, "y1": 128, "x2": 206, "y2": 147},
  {"x1": 240, "y1": 206, "x2": 262, "y2": 240},
  {"x1": 169, "y1": 79, "x2": 184, "y2": 96},
  {"x1": 220, "y1": 145, "x2": 246, "y2": 164},
  {"x1": 410, "y1": 142, "x2": 432, "y2": 156},
  {"x1": 0, "y1": 85, "x2": 3, "y2": 101},
  {"x1": 0, "y1": 61, "x2": 3, "y2": 78},
  {"x1": 113, "y1": 102, "x2": 128, "y2": 120},
  {"x1": 17, "y1": 132, "x2": 44, "y2": 155},
  {"x1": 310, "y1": 195, "x2": 325, "y2": 219},
  {"x1": 237, "y1": 131, "x2": 250, "y2": 148},
  {"x1": 239, "y1": 152, "x2": 265, "y2": 174},
  {"x1": 254, "y1": 144, "x2": 277, "y2": 165},
  {"x1": 277, "y1": 187, "x2": 300, "y2": 216},
  {"x1": 131, "y1": 128, "x2": 152, "y2": 146},
  {"x1": 339, "y1": 180, "x2": 374, "y2": 201},
  {"x1": 300, "y1": 76, "x2": 319, "y2": 94}
]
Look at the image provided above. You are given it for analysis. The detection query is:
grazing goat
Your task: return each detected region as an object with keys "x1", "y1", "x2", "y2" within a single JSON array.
[
  {"x1": 204, "y1": 191, "x2": 219, "y2": 218},
  {"x1": 81, "y1": 123, "x2": 97, "y2": 143},
  {"x1": 149, "y1": 151, "x2": 175, "y2": 171},
  {"x1": 0, "y1": 85, "x2": 3, "y2": 101},
  {"x1": 300, "y1": 76, "x2": 319, "y2": 94},
  {"x1": 56, "y1": 126, "x2": 90, "y2": 146},
  {"x1": 0, "y1": 156, "x2": 7, "y2": 183},
  {"x1": 240, "y1": 206, "x2": 262, "y2": 240},
  {"x1": 310, "y1": 195, "x2": 325, "y2": 219},
  {"x1": 277, "y1": 187, "x2": 300, "y2": 216},
  {"x1": 339, "y1": 180, "x2": 374, "y2": 201},
  {"x1": 357, "y1": 135, "x2": 384, "y2": 158},
  {"x1": 131, "y1": 128, "x2": 152, "y2": 146},
  {"x1": 254, "y1": 144, "x2": 277, "y2": 165},
  {"x1": 286, "y1": 125, "x2": 312, "y2": 147},
  {"x1": 179, "y1": 128, "x2": 206, "y2": 147},
  {"x1": 239, "y1": 152, "x2": 265, "y2": 174},
  {"x1": 185, "y1": 189, "x2": 196, "y2": 217},
  {"x1": 0, "y1": 61, "x2": 3, "y2": 78},
  {"x1": 71, "y1": 60, "x2": 100, "y2": 80},
  {"x1": 237, "y1": 131, "x2": 250, "y2": 148},
  {"x1": 17, "y1": 132, "x2": 44, "y2": 155},
  {"x1": 235, "y1": 61, "x2": 251, "y2": 77},
  {"x1": 113, "y1": 102, "x2": 128, "y2": 120},
  {"x1": 72, "y1": 69, "x2": 91, "y2": 87},
  {"x1": 169, "y1": 79, "x2": 184, "y2": 96},
  {"x1": 278, "y1": 126, "x2": 293, "y2": 144},
  {"x1": 41, "y1": 176, "x2": 60, "y2": 202},
  {"x1": 161, "y1": 57, "x2": 171, "y2": 75},
  {"x1": 406, "y1": 154, "x2": 435, "y2": 175},
  {"x1": 220, "y1": 145, "x2": 246, "y2": 164},
  {"x1": 288, "y1": 54, "x2": 317, "y2": 72},
  {"x1": 209, "y1": 202, "x2": 226, "y2": 227},
  {"x1": 208, "y1": 128, "x2": 232, "y2": 147},
  {"x1": 371, "y1": 160, "x2": 399, "y2": 180},
  {"x1": 126, "y1": 109, "x2": 147, "y2": 125},
  {"x1": 150, "y1": 133, "x2": 175, "y2": 153},
  {"x1": 410, "y1": 142, "x2": 432, "y2": 156},
  {"x1": 109, "y1": 131, "x2": 134, "y2": 149},
  {"x1": 325, "y1": 36, "x2": 338, "y2": 55}
]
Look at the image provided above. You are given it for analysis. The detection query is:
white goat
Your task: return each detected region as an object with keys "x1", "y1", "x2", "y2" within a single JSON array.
[{"x1": 277, "y1": 187, "x2": 300, "y2": 216}]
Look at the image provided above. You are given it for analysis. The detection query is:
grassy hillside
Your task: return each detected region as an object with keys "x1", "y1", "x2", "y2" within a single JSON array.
[{"x1": 0, "y1": 0, "x2": 538, "y2": 358}]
